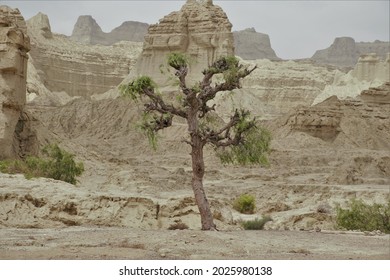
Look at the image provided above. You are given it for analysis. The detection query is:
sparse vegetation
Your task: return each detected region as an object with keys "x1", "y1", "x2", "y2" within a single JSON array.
[
  {"x1": 241, "y1": 216, "x2": 272, "y2": 230},
  {"x1": 0, "y1": 144, "x2": 84, "y2": 185},
  {"x1": 336, "y1": 199, "x2": 390, "y2": 233},
  {"x1": 233, "y1": 194, "x2": 256, "y2": 214}
]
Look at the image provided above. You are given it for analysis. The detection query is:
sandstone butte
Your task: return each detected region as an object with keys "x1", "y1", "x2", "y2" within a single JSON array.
[{"x1": 135, "y1": 0, "x2": 234, "y2": 85}]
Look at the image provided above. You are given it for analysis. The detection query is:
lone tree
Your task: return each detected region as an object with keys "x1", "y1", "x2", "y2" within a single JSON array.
[{"x1": 121, "y1": 53, "x2": 270, "y2": 230}]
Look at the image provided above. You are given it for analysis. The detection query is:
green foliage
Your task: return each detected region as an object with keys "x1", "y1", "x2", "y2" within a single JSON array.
[
  {"x1": 233, "y1": 194, "x2": 256, "y2": 214},
  {"x1": 0, "y1": 144, "x2": 84, "y2": 185},
  {"x1": 41, "y1": 144, "x2": 84, "y2": 184},
  {"x1": 241, "y1": 216, "x2": 272, "y2": 230},
  {"x1": 137, "y1": 113, "x2": 160, "y2": 150},
  {"x1": 120, "y1": 76, "x2": 156, "y2": 101},
  {"x1": 217, "y1": 126, "x2": 271, "y2": 166},
  {"x1": 336, "y1": 199, "x2": 390, "y2": 233},
  {"x1": 167, "y1": 52, "x2": 189, "y2": 70}
]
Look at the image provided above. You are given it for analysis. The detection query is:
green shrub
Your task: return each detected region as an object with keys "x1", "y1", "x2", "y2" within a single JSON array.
[
  {"x1": 241, "y1": 216, "x2": 272, "y2": 230},
  {"x1": 233, "y1": 194, "x2": 256, "y2": 214},
  {"x1": 336, "y1": 199, "x2": 390, "y2": 233},
  {"x1": 0, "y1": 144, "x2": 84, "y2": 185}
]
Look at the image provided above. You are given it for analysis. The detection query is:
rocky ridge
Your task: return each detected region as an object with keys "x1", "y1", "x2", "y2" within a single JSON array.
[
  {"x1": 70, "y1": 15, "x2": 148, "y2": 45},
  {"x1": 26, "y1": 12, "x2": 142, "y2": 98},
  {"x1": 312, "y1": 37, "x2": 390, "y2": 67}
]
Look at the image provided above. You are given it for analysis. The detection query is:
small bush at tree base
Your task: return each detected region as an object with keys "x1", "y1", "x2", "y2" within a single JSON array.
[
  {"x1": 241, "y1": 216, "x2": 272, "y2": 230},
  {"x1": 0, "y1": 144, "x2": 84, "y2": 185},
  {"x1": 336, "y1": 199, "x2": 390, "y2": 233},
  {"x1": 233, "y1": 194, "x2": 256, "y2": 214}
]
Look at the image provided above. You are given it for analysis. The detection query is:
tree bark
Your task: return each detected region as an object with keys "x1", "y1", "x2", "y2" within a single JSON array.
[
  {"x1": 191, "y1": 134, "x2": 216, "y2": 230},
  {"x1": 187, "y1": 95, "x2": 216, "y2": 230}
]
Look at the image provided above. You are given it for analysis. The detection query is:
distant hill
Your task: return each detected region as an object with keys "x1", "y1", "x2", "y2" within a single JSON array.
[
  {"x1": 312, "y1": 37, "x2": 390, "y2": 67},
  {"x1": 233, "y1": 28, "x2": 280, "y2": 60},
  {"x1": 70, "y1": 15, "x2": 149, "y2": 45}
]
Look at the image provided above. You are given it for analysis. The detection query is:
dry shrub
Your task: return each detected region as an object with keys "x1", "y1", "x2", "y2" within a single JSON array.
[{"x1": 168, "y1": 222, "x2": 189, "y2": 230}]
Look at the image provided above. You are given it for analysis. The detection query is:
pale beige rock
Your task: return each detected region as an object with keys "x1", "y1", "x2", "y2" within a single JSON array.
[
  {"x1": 26, "y1": 12, "x2": 142, "y2": 98},
  {"x1": 0, "y1": 5, "x2": 30, "y2": 159},
  {"x1": 212, "y1": 59, "x2": 337, "y2": 120},
  {"x1": 352, "y1": 53, "x2": 390, "y2": 82},
  {"x1": 25, "y1": 12, "x2": 52, "y2": 39},
  {"x1": 136, "y1": 0, "x2": 234, "y2": 85},
  {"x1": 313, "y1": 53, "x2": 389, "y2": 105}
]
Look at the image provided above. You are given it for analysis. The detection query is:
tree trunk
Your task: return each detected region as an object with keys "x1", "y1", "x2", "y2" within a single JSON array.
[{"x1": 191, "y1": 134, "x2": 216, "y2": 230}]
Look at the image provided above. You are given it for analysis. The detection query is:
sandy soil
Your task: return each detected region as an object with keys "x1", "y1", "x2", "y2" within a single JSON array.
[{"x1": 1, "y1": 227, "x2": 389, "y2": 260}]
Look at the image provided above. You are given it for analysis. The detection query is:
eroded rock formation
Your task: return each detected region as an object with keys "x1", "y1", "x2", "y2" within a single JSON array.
[
  {"x1": 352, "y1": 53, "x2": 390, "y2": 82},
  {"x1": 312, "y1": 37, "x2": 390, "y2": 67},
  {"x1": 213, "y1": 59, "x2": 337, "y2": 120},
  {"x1": 0, "y1": 6, "x2": 30, "y2": 158},
  {"x1": 136, "y1": 0, "x2": 235, "y2": 85},
  {"x1": 26, "y1": 12, "x2": 142, "y2": 98},
  {"x1": 70, "y1": 15, "x2": 148, "y2": 45},
  {"x1": 233, "y1": 28, "x2": 279, "y2": 60}
]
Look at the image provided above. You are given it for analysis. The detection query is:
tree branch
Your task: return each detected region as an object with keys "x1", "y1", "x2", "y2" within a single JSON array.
[
  {"x1": 201, "y1": 109, "x2": 257, "y2": 148},
  {"x1": 142, "y1": 88, "x2": 187, "y2": 119}
]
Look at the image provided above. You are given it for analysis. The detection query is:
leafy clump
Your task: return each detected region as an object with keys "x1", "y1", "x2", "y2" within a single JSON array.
[
  {"x1": 167, "y1": 52, "x2": 189, "y2": 70},
  {"x1": 120, "y1": 76, "x2": 156, "y2": 101},
  {"x1": 336, "y1": 199, "x2": 390, "y2": 233},
  {"x1": 233, "y1": 194, "x2": 256, "y2": 214},
  {"x1": 217, "y1": 126, "x2": 271, "y2": 166},
  {"x1": 241, "y1": 216, "x2": 272, "y2": 230},
  {"x1": 0, "y1": 144, "x2": 84, "y2": 185}
]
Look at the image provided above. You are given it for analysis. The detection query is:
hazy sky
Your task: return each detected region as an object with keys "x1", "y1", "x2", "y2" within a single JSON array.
[{"x1": 2, "y1": 0, "x2": 389, "y2": 59}]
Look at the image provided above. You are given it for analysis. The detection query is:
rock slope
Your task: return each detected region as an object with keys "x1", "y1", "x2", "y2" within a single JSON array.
[{"x1": 70, "y1": 15, "x2": 148, "y2": 45}]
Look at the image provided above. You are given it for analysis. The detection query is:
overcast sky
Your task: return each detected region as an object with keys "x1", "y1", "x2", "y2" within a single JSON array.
[{"x1": 2, "y1": 0, "x2": 389, "y2": 59}]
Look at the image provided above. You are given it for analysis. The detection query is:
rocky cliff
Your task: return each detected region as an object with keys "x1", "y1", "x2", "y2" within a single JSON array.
[
  {"x1": 312, "y1": 37, "x2": 390, "y2": 67},
  {"x1": 135, "y1": 0, "x2": 234, "y2": 85},
  {"x1": 0, "y1": 6, "x2": 30, "y2": 159},
  {"x1": 233, "y1": 28, "x2": 279, "y2": 60},
  {"x1": 26, "y1": 13, "x2": 142, "y2": 98},
  {"x1": 70, "y1": 15, "x2": 148, "y2": 45}
]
